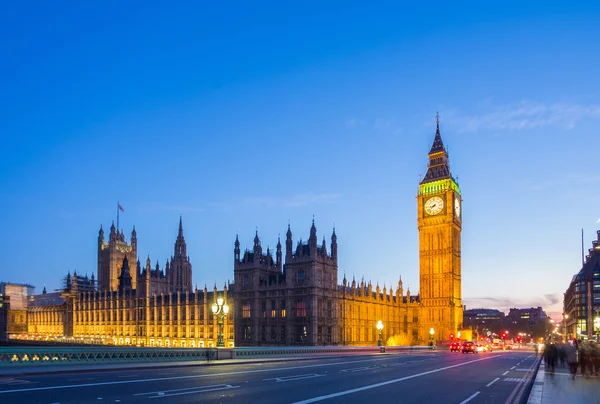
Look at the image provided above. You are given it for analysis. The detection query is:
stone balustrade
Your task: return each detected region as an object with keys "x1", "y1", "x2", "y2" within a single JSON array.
[{"x1": 0, "y1": 345, "x2": 431, "y2": 367}]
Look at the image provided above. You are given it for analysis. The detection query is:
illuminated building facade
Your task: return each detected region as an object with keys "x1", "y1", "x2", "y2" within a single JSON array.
[
  {"x1": 564, "y1": 230, "x2": 600, "y2": 341},
  {"x1": 234, "y1": 120, "x2": 461, "y2": 346},
  {"x1": 0, "y1": 282, "x2": 34, "y2": 337},
  {"x1": 27, "y1": 291, "x2": 72, "y2": 337},
  {"x1": 417, "y1": 116, "x2": 463, "y2": 342},
  {"x1": 23, "y1": 218, "x2": 232, "y2": 347}
]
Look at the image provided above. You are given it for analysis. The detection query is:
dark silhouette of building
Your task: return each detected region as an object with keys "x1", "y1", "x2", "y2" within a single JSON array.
[{"x1": 0, "y1": 294, "x2": 9, "y2": 343}]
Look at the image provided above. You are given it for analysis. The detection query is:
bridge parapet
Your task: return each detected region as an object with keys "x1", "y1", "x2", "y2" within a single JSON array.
[{"x1": 0, "y1": 345, "x2": 431, "y2": 367}]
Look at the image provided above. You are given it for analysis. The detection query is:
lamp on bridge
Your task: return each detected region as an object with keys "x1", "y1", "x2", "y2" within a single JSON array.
[
  {"x1": 429, "y1": 327, "x2": 435, "y2": 349},
  {"x1": 376, "y1": 320, "x2": 384, "y2": 347},
  {"x1": 212, "y1": 297, "x2": 229, "y2": 348}
]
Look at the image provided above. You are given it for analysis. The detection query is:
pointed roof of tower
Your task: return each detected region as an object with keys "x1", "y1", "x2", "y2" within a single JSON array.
[
  {"x1": 178, "y1": 215, "x2": 183, "y2": 237},
  {"x1": 420, "y1": 113, "x2": 452, "y2": 185},
  {"x1": 428, "y1": 112, "x2": 446, "y2": 155}
]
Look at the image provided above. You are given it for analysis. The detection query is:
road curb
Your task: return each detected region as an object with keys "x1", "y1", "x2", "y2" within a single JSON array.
[{"x1": 526, "y1": 358, "x2": 544, "y2": 404}]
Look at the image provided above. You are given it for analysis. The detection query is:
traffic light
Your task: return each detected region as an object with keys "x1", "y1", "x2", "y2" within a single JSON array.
[{"x1": 450, "y1": 334, "x2": 454, "y2": 340}]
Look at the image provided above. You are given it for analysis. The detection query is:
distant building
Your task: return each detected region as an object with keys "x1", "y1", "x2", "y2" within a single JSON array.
[
  {"x1": 0, "y1": 282, "x2": 35, "y2": 310},
  {"x1": 506, "y1": 307, "x2": 548, "y2": 326},
  {"x1": 564, "y1": 230, "x2": 600, "y2": 341},
  {"x1": 0, "y1": 282, "x2": 35, "y2": 338},
  {"x1": 0, "y1": 294, "x2": 9, "y2": 343},
  {"x1": 463, "y1": 308, "x2": 505, "y2": 330}
]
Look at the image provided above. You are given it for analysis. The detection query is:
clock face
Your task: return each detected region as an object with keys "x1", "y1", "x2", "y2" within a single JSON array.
[
  {"x1": 454, "y1": 197, "x2": 461, "y2": 217},
  {"x1": 424, "y1": 196, "x2": 444, "y2": 215}
]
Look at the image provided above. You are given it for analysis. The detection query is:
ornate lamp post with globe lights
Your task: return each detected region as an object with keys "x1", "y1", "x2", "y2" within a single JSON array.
[
  {"x1": 429, "y1": 327, "x2": 435, "y2": 350},
  {"x1": 376, "y1": 320, "x2": 384, "y2": 347},
  {"x1": 211, "y1": 297, "x2": 229, "y2": 348}
]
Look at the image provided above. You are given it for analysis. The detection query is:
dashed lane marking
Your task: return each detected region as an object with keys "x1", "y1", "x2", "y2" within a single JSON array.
[
  {"x1": 458, "y1": 391, "x2": 480, "y2": 404},
  {"x1": 340, "y1": 366, "x2": 378, "y2": 373},
  {"x1": 135, "y1": 384, "x2": 239, "y2": 399},
  {"x1": 263, "y1": 373, "x2": 326, "y2": 382},
  {"x1": 486, "y1": 377, "x2": 499, "y2": 387}
]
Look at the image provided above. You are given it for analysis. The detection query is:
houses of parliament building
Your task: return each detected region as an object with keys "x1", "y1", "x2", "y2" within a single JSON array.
[{"x1": 16, "y1": 120, "x2": 463, "y2": 347}]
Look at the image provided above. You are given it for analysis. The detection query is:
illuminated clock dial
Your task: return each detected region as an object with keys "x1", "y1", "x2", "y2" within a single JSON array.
[
  {"x1": 424, "y1": 196, "x2": 444, "y2": 215},
  {"x1": 455, "y1": 197, "x2": 461, "y2": 217}
]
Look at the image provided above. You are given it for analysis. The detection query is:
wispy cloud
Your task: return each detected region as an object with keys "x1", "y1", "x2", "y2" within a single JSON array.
[
  {"x1": 454, "y1": 100, "x2": 600, "y2": 132},
  {"x1": 141, "y1": 203, "x2": 204, "y2": 213},
  {"x1": 463, "y1": 293, "x2": 562, "y2": 314},
  {"x1": 244, "y1": 192, "x2": 341, "y2": 208},
  {"x1": 522, "y1": 174, "x2": 600, "y2": 192},
  {"x1": 345, "y1": 118, "x2": 365, "y2": 128}
]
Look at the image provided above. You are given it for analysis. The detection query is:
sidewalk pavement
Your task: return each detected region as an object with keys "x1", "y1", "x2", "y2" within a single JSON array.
[{"x1": 528, "y1": 361, "x2": 600, "y2": 404}]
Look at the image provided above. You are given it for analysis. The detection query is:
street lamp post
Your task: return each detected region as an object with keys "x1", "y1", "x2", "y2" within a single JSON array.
[
  {"x1": 429, "y1": 327, "x2": 435, "y2": 350},
  {"x1": 211, "y1": 297, "x2": 229, "y2": 348},
  {"x1": 376, "y1": 320, "x2": 384, "y2": 347},
  {"x1": 563, "y1": 314, "x2": 569, "y2": 343}
]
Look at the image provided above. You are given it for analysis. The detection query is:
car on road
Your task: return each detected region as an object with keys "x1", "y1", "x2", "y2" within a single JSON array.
[
  {"x1": 449, "y1": 342, "x2": 461, "y2": 352},
  {"x1": 462, "y1": 341, "x2": 477, "y2": 354}
]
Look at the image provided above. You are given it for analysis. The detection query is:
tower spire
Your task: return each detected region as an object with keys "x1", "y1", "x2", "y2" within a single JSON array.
[{"x1": 420, "y1": 113, "x2": 451, "y2": 184}]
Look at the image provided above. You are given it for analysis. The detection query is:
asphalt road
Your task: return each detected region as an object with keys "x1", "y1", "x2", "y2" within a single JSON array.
[{"x1": 0, "y1": 350, "x2": 539, "y2": 404}]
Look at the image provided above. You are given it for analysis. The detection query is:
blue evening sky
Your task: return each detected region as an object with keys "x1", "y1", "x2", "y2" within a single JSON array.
[{"x1": 2, "y1": 2, "x2": 599, "y2": 319}]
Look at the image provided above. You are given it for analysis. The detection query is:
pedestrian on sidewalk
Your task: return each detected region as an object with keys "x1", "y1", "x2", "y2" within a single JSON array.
[
  {"x1": 558, "y1": 343, "x2": 566, "y2": 367},
  {"x1": 590, "y1": 341, "x2": 600, "y2": 376},
  {"x1": 543, "y1": 343, "x2": 557, "y2": 372},
  {"x1": 565, "y1": 342, "x2": 578, "y2": 379}
]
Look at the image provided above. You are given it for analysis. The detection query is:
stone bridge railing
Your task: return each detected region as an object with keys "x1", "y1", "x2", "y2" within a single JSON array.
[{"x1": 0, "y1": 345, "x2": 431, "y2": 367}]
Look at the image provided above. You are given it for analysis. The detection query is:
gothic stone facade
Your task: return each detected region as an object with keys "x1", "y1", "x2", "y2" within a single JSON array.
[
  {"x1": 233, "y1": 121, "x2": 462, "y2": 346},
  {"x1": 26, "y1": 218, "x2": 232, "y2": 348}
]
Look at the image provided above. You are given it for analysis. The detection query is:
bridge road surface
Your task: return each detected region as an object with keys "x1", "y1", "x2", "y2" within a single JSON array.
[{"x1": 0, "y1": 350, "x2": 538, "y2": 404}]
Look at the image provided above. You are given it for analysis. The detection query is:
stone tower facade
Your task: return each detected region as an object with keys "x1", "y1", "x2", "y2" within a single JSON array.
[
  {"x1": 233, "y1": 221, "x2": 340, "y2": 345},
  {"x1": 97, "y1": 222, "x2": 138, "y2": 292},
  {"x1": 167, "y1": 217, "x2": 193, "y2": 293},
  {"x1": 417, "y1": 117, "x2": 463, "y2": 342}
]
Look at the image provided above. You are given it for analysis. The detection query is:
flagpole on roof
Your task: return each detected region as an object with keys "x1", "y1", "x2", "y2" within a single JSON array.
[{"x1": 117, "y1": 201, "x2": 120, "y2": 230}]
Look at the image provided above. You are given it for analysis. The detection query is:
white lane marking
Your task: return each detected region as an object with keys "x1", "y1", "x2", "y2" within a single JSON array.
[
  {"x1": 0, "y1": 355, "x2": 415, "y2": 394},
  {"x1": 148, "y1": 384, "x2": 239, "y2": 399},
  {"x1": 459, "y1": 391, "x2": 480, "y2": 404},
  {"x1": 0, "y1": 379, "x2": 34, "y2": 385},
  {"x1": 503, "y1": 377, "x2": 523, "y2": 383},
  {"x1": 486, "y1": 377, "x2": 499, "y2": 387},
  {"x1": 292, "y1": 357, "x2": 494, "y2": 404},
  {"x1": 381, "y1": 362, "x2": 405, "y2": 368},
  {"x1": 263, "y1": 374, "x2": 326, "y2": 382},
  {"x1": 135, "y1": 384, "x2": 241, "y2": 396},
  {"x1": 515, "y1": 368, "x2": 530, "y2": 371},
  {"x1": 502, "y1": 371, "x2": 509, "y2": 375},
  {"x1": 510, "y1": 366, "x2": 515, "y2": 369},
  {"x1": 340, "y1": 366, "x2": 378, "y2": 373}
]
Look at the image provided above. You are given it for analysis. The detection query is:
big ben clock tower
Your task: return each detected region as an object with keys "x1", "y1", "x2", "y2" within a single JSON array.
[{"x1": 417, "y1": 114, "x2": 462, "y2": 343}]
